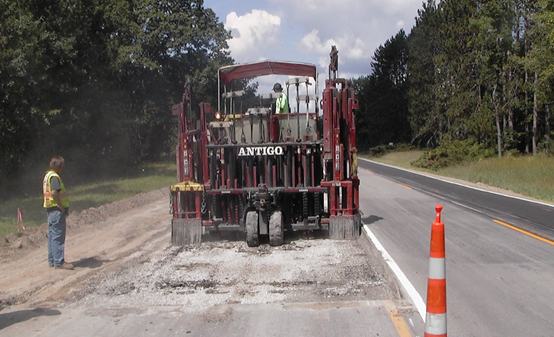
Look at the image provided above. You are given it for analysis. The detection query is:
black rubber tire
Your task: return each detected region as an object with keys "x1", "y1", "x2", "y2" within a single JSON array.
[
  {"x1": 246, "y1": 211, "x2": 260, "y2": 247},
  {"x1": 269, "y1": 210, "x2": 284, "y2": 246}
]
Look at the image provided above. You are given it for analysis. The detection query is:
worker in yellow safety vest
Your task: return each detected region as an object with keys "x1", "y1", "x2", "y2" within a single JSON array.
[
  {"x1": 273, "y1": 83, "x2": 289, "y2": 114},
  {"x1": 43, "y1": 156, "x2": 73, "y2": 270}
]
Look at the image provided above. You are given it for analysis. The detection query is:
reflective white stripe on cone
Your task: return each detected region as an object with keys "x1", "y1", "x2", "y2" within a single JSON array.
[{"x1": 424, "y1": 204, "x2": 446, "y2": 337}]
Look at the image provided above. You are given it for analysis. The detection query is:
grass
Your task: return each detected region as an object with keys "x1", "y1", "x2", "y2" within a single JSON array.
[
  {"x1": 440, "y1": 155, "x2": 554, "y2": 202},
  {"x1": 368, "y1": 151, "x2": 554, "y2": 203},
  {"x1": 0, "y1": 162, "x2": 177, "y2": 238},
  {"x1": 368, "y1": 150, "x2": 425, "y2": 169}
]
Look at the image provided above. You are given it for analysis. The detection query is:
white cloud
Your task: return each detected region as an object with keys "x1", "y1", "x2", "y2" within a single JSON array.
[
  {"x1": 225, "y1": 10, "x2": 282, "y2": 63},
  {"x1": 209, "y1": 0, "x2": 425, "y2": 79},
  {"x1": 299, "y1": 30, "x2": 369, "y2": 66},
  {"x1": 269, "y1": 0, "x2": 422, "y2": 77},
  {"x1": 273, "y1": 0, "x2": 420, "y2": 17},
  {"x1": 299, "y1": 30, "x2": 336, "y2": 55},
  {"x1": 346, "y1": 38, "x2": 366, "y2": 60}
]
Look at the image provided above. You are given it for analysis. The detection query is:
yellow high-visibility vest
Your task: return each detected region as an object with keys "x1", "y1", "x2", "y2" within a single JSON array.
[
  {"x1": 43, "y1": 170, "x2": 70, "y2": 208},
  {"x1": 275, "y1": 93, "x2": 289, "y2": 114}
]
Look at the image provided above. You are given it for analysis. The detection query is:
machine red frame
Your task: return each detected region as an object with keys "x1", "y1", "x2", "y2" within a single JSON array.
[{"x1": 170, "y1": 49, "x2": 360, "y2": 246}]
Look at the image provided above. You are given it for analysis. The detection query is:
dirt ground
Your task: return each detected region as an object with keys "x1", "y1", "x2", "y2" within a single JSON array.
[{"x1": 0, "y1": 188, "x2": 399, "y2": 314}]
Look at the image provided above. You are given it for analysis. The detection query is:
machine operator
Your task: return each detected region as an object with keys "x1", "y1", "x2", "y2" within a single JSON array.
[{"x1": 273, "y1": 83, "x2": 289, "y2": 114}]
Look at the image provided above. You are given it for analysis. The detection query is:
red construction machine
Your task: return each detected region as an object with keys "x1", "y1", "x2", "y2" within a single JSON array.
[{"x1": 170, "y1": 47, "x2": 360, "y2": 246}]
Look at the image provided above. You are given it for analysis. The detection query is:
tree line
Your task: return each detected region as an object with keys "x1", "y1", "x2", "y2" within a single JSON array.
[
  {"x1": 0, "y1": 0, "x2": 232, "y2": 193},
  {"x1": 354, "y1": 0, "x2": 554, "y2": 159},
  {"x1": 4, "y1": 0, "x2": 551, "y2": 196}
]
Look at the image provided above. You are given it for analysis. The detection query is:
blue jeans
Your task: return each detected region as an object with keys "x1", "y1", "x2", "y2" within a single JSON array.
[{"x1": 47, "y1": 210, "x2": 67, "y2": 267}]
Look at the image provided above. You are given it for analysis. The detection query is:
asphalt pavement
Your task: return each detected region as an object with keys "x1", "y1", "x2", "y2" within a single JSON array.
[
  {"x1": 358, "y1": 159, "x2": 554, "y2": 336},
  {"x1": 0, "y1": 300, "x2": 415, "y2": 337},
  {"x1": 358, "y1": 159, "x2": 554, "y2": 241}
]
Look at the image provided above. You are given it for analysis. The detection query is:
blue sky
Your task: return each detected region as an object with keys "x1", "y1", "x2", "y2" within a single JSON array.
[{"x1": 203, "y1": 0, "x2": 426, "y2": 92}]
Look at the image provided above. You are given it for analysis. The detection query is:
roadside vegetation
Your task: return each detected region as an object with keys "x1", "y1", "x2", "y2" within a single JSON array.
[
  {"x1": 0, "y1": 162, "x2": 176, "y2": 238},
  {"x1": 1, "y1": 0, "x2": 232, "y2": 195},
  {"x1": 367, "y1": 147, "x2": 554, "y2": 203},
  {"x1": 354, "y1": 0, "x2": 554, "y2": 166},
  {"x1": 1, "y1": 0, "x2": 229, "y2": 239}
]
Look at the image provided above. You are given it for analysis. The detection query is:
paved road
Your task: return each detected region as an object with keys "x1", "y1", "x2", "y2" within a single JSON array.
[
  {"x1": 0, "y1": 301, "x2": 407, "y2": 337},
  {"x1": 358, "y1": 159, "x2": 554, "y2": 336},
  {"x1": 359, "y1": 159, "x2": 554, "y2": 241}
]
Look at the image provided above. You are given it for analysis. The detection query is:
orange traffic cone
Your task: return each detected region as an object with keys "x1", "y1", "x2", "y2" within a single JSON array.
[{"x1": 425, "y1": 204, "x2": 446, "y2": 337}]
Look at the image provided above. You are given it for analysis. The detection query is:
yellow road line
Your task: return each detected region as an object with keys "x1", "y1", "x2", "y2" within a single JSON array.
[
  {"x1": 493, "y1": 219, "x2": 554, "y2": 246},
  {"x1": 384, "y1": 300, "x2": 413, "y2": 337},
  {"x1": 398, "y1": 183, "x2": 412, "y2": 190}
]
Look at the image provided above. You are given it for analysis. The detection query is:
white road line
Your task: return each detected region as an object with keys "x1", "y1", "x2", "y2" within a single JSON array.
[{"x1": 362, "y1": 224, "x2": 426, "y2": 321}]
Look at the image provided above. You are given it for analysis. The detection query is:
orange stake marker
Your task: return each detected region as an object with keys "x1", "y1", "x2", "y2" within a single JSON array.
[
  {"x1": 425, "y1": 204, "x2": 446, "y2": 337},
  {"x1": 17, "y1": 208, "x2": 26, "y2": 231}
]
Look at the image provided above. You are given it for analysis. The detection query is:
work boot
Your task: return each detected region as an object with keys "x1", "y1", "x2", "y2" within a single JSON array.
[{"x1": 54, "y1": 262, "x2": 74, "y2": 270}]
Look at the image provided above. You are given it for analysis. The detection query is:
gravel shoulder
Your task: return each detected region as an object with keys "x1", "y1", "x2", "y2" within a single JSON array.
[{"x1": 0, "y1": 188, "x2": 172, "y2": 308}]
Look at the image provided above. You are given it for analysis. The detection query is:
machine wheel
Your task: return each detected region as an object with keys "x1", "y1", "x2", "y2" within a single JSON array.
[
  {"x1": 269, "y1": 210, "x2": 284, "y2": 246},
  {"x1": 246, "y1": 211, "x2": 260, "y2": 247}
]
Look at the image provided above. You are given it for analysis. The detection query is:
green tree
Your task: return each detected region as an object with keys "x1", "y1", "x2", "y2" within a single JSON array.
[
  {"x1": 355, "y1": 30, "x2": 411, "y2": 149},
  {"x1": 527, "y1": 0, "x2": 554, "y2": 153},
  {"x1": 407, "y1": 0, "x2": 442, "y2": 147},
  {"x1": 468, "y1": 0, "x2": 518, "y2": 157},
  {"x1": 406, "y1": 0, "x2": 538, "y2": 156},
  {"x1": 102, "y1": 0, "x2": 232, "y2": 162},
  {"x1": 0, "y1": 0, "x2": 233, "y2": 195}
]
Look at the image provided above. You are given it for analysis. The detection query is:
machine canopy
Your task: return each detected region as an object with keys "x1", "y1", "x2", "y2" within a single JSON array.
[{"x1": 218, "y1": 61, "x2": 317, "y2": 86}]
